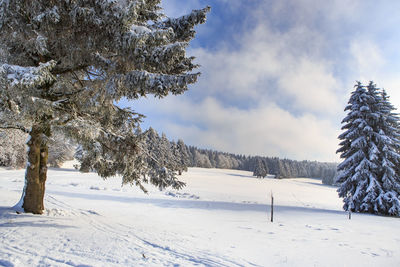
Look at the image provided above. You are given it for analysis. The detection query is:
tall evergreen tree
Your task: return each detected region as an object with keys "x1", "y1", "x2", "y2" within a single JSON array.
[
  {"x1": 253, "y1": 158, "x2": 267, "y2": 178},
  {"x1": 159, "y1": 133, "x2": 173, "y2": 166},
  {"x1": 337, "y1": 82, "x2": 380, "y2": 213},
  {"x1": 0, "y1": 1, "x2": 209, "y2": 214},
  {"x1": 175, "y1": 139, "x2": 190, "y2": 174},
  {"x1": 375, "y1": 88, "x2": 400, "y2": 215},
  {"x1": 337, "y1": 82, "x2": 400, "y2": 215},
  {"x1": 141, "y1": 128, "x2": 185, "y2": 191}
]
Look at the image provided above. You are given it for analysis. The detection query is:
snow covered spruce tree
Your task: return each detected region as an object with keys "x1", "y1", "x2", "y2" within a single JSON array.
[
  {"x1": 376, "y1": 88, "x2": 400, "y2": 214},
  {"x1": 175, "y1": 139, "x2": 190, "y2": 175},
  {"x1": 0, "y1": 1, "x2": 209, "y2": 214},
  {"x1": 253, "y1": 158, "x2": 267, "y2": 178},
  {"x1": 141, "y1": 128, "x2": 186, "y2": 190},
  {"x1": 337, "y1": 81, "x2": 400, "y2": 216}
]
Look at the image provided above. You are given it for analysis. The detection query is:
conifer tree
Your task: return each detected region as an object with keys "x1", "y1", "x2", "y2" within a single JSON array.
[
  {"x1": 175, "y1": 139, "x2": 190, "y2": 175},
  {"x1": 159, "y1": 133, "x2": 173, "y2": 166},
  {"x1": 253, "y1": 158, "x2": 267, "y2": 178},
  {"x1": 0, "y1": 1, "x2": 209, "y2": 214},
  {"x1": 375, "y1": 88, "x2": 400, "y2": 214},
  {"x1": 337, "y1": 82, "x2": 400, "y2": 216},
  {"x1": 337, "y1": 82, "x2": 381, "y2": 213}
]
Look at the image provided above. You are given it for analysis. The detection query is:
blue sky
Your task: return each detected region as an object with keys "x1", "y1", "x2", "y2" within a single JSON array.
[{"x1": 128, "y1": 0, "x2": 400, "y2": 162}]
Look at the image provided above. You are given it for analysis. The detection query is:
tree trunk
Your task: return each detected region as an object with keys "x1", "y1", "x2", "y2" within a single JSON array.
[{"x1": 22, "y1": 125, "x2": 49, "y2": 214}]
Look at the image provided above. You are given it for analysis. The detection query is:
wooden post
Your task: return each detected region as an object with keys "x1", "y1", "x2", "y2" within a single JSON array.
[
  {"x1": 348, "y1": 210, "x2": 351, "y2": 220},
  {"x1": 271, "y1": 193, "x2": 274, "y2": 222}
]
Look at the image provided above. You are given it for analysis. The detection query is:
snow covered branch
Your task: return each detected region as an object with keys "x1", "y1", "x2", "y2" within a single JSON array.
[
  {"x1": 159, "y1": 6, "x2": 211, "y2": 42},
  {"x1": 107, "y1": 71, "x2": 199, "y2": 99}
]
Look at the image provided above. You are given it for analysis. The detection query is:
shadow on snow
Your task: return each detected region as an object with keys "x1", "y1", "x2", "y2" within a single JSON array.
[
  {"x1": 45, "y1": 190, "x2": 345, "y2": 215},
  {"x1": 0, "y1": 206, "x2": 76, "y2": 229}
]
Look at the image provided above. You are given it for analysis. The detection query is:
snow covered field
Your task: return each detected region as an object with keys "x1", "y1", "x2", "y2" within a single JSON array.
[{"x1": 1, "y1": 164, "x2": 399, "y2": 267}]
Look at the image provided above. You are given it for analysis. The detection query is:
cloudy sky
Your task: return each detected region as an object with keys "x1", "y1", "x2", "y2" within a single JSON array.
[{"x1": 130, "y1": 0, "x2": 400, "y2": 162}]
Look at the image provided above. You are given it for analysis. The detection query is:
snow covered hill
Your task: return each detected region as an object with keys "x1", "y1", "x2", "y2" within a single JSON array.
[{"x1": 1, "y1": 165, "x2": 399, "y2": 266}]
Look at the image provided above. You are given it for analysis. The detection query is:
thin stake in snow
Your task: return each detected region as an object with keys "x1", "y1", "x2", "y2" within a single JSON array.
[
  {"x1": 348, "y1": 210, "x2": 351, "y2": 220},
  {"x1": 271, "y1": 192, "x2": 274, "y2": 222}
]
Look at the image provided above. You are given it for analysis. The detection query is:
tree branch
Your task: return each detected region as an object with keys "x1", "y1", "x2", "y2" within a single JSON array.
[
  {"x1": 52, "y1": 64, "x2": 89, "y2": 75},
  {"x1": 0, "y1": 124, "x2": 30, "y2": 133}
]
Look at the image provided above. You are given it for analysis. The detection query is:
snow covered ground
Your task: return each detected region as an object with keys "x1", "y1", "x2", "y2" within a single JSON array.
[{"x1": 1, "y1": 164, "x2": 399, "y2": 267}]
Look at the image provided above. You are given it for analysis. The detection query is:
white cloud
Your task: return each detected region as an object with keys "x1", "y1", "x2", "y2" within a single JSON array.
[
  {"x1": 191, "y1": 21, "x2": 343, "y2": 116},
  {"x1": 277, "y1": 58, "x2": 341, "y2": 115},
  {"x1": 135, "y1": 96, "x2": 340, "y2": 161},
  {"x1": 350, "y1": 40, "x2": 385, "y2": 81}
]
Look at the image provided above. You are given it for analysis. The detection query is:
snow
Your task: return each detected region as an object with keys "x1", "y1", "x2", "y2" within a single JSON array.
[
  {"x1": 1, "y1": 164, "x2": 399, "y2": 266},
  {"x1": 1, "y1": 61, "x2": 56, "y2": 87},
  {"x1": 131, "y1": 25, "x2": 151, "y2": 34}
]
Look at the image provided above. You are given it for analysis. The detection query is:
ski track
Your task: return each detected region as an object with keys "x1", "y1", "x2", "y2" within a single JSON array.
[{"x1": 1, "y1": 193, "x2": 249, "y2": 267}]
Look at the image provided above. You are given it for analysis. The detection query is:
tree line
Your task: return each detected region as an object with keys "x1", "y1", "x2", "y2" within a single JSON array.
[
  {"x1": 1, "y1": 126, "x2": 338, "y2": 183},
  {"x1": 140, "y1": 128, "x2": 338, "y2": 181}
]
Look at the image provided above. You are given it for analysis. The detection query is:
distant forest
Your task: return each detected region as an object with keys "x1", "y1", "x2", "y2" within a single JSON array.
[
  {"x1": 142, "y1": 128, "x2": 338, "y2": 185},
  {"x1": 185, "y1": 145, "x2": 337, "y2": 185},
  {"x1": 0, "y1": 127, "x2": 338, "y2": 185}
]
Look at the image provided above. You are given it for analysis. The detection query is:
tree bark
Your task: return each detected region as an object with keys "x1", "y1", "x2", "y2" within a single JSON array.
[{"x1": 22, "y1": 125, "x2": 49, "y2": 214}]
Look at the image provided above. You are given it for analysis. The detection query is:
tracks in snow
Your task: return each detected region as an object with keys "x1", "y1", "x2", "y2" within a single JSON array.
[{"x1": 2, "y1": 193, "x2": 253, "y2": 266}]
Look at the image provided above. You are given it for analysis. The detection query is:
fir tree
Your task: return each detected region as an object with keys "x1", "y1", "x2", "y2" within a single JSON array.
[
  {"x1": 175, "y1": 139, "x2": 190, "y2": 175},
  {"x1": 337, "y1": 82, "x2": 400, "y2": 216},
  {"x1": 337, "y1": 82, "x2": 380, "y2": 213},
  {"x1": 141, "y1": 128, "x2": 185, "y2": 191},
  {"x1": 253, "y1": 158, "x2": 267, "y2": 178},
  {"x1": 375, "y1": 88, "x2": 400, "y2": 215},
  {"x1": 0, "y1": 1, "x2": 209, "y2": 214}
]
